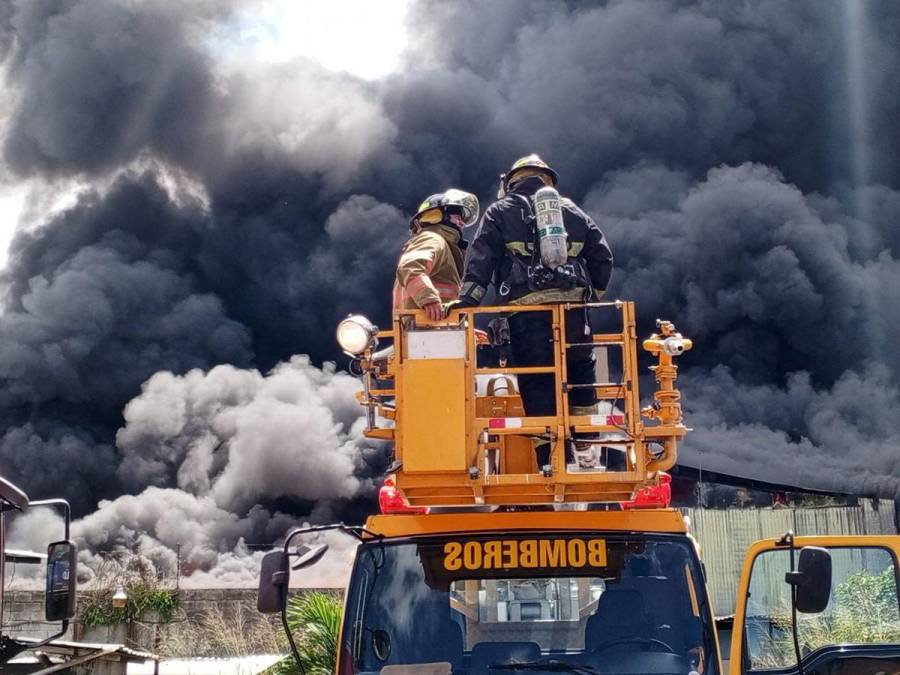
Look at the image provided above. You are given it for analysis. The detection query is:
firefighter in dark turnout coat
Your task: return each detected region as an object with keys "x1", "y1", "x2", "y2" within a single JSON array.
[{"x1": 459, "y1": 155, "x2": 613, "y2": 468}]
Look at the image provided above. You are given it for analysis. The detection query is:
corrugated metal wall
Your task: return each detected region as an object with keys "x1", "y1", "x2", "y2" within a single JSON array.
[{"x1": 680, "y1": 499, "x2": 897, "y2": 617}]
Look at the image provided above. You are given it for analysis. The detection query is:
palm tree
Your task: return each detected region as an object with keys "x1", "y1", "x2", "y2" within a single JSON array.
[{"x1": 271, "y1": 592, "x2": 342, "y2": 675}]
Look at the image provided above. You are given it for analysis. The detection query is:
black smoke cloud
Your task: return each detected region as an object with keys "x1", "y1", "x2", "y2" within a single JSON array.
[
  {"x1": 399, "y1": 0, "x2": 900, "y2": 195},
  {"x1": 0, "y1": 0, "x2": 234, "y2": 176},
  {"x1": 588, "y1": 162, "x2": 900, "y2": 382},
  {"x1": 0, "y1": 0, "x2": 899, "y2": 579},
  {"x1": 585, "y1": 160, "x2": 900, "y2": 492}
]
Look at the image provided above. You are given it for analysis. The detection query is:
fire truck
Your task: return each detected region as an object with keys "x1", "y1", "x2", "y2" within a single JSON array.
[{"x1": 259, "y1": 301, "x2": 900, "y2": 675}]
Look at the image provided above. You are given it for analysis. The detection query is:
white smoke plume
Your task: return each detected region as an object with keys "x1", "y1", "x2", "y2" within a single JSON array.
[
  {"x1": 3, "y1": 488, "x2": 360, "y2": 588},
  {"x1": 68, "y1": 356, "x2": 384, "y2": 585},
  {"x1": 72, "y1": 488, "x2": 360, "y2": 588},
  {"x1": 116, "y1": 357, "x2": 372, "y2": 510}
]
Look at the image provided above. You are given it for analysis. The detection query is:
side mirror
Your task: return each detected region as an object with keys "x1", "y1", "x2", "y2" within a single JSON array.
[
  {"x1": 789, "y1": 546, "x2": 832, "y2": 613},
  {"x1": 292, "y1": 543, "x2": 328, "y2": 570},
  {"x1": 45, "y1": 540, "x2": 77, "y2": 621},
  {"x1": 372, "y1": 628, "x2": 392, "y2": 661},
  {"x1": 257, "y1": 551, "x2": 289, "y2": 614}
]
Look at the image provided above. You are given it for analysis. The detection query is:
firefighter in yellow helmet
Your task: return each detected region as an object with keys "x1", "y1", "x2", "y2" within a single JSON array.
[{"x1": 392, "y1": 189, "x2": 479, "y2": 320}]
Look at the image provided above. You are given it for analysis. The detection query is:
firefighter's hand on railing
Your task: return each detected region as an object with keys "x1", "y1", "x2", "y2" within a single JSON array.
[
  {"x1": 423, "y1": 301, "x2": 444, "y2": 321},
  {"x1": 474, "y1": 329, "x2": 490, "y2": 346}
]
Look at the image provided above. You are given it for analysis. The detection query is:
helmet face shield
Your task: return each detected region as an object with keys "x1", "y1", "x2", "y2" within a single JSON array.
[
  {"x1": 507, "y1": 167, "x2": 554, "y2": 187},
  {"x1": 411, "y1": 189, "x2": 480, "y2": 230},
  {"x1": 442, "y1": 189, "x2": 480, "y2": 227}
]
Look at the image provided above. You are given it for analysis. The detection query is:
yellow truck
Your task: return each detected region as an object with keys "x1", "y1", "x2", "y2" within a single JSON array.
[{"x1": 258, "y1": 302, "x2": 900, "y2": 674}]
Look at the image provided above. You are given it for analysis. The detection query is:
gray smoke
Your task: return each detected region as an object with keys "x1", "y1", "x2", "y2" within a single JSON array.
[
  {"x1": 0, "y1": 0, "x2": 899, "y2": 585},
  {"x1": 4, "y1": 354, "x2": 379, "y2": 586},
  {"x1": 3, "y1": 509, "x2": 65, "y2": 587},
  {"x1": 1, "y1": 0, "x2": 237, "y2": 176},
  {"x1": 587, "y1": 162, "x2": 900, "y2": 380},
  {"x1": 70, "y1": 354, "x2": 382, "y2": 587},
  {"x1": 72, "y1": 487, "x2": 359, "y2": 588},
  {"x1": 116, "y1": 357, "x2": 380, "y2": 512}
]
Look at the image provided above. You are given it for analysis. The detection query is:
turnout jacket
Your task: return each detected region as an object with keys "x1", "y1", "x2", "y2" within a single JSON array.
[
  {"x1": 461, "y1": 178, "x2": 613, "y2": 305},
  {"x1": 392, "y1": 224, "x2": 464, "y2": 311}
]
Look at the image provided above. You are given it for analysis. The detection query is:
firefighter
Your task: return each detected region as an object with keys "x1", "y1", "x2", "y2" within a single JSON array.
[
  {"x1": 459, "y1": 155, "x2": 613, "y2": 469},
  {"x1": 393, "y1": 190, "x2": 479, "y2": 320}
]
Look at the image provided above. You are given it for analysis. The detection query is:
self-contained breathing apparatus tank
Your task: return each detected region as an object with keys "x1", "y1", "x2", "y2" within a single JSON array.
[{"x1": 533, "y1": 186, "x2": 568, "y2": 268}]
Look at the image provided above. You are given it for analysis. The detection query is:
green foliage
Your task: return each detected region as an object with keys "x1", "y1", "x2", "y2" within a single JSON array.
[
  {"x1": 268, "y1": 592, "x2": 343, "y2": 675},
  {"x1": 831, "y1": 567, "x2": 900, "y2": 643},
  {"x1": 754, "y1": 567, "x2": 900, "y2": 668},
  {"x1": 81, "y1": 583, "x2": 179, "y2": 628}
]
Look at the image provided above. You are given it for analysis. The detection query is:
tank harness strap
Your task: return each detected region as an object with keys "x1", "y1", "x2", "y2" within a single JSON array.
[{"x1": 460, "y1": 280, "x2": 487, "y2": 305}]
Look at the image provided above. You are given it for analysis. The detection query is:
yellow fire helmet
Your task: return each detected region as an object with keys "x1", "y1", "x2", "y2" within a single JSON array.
[
  {"x1": 498, "y1": 154, "x2": 560, "y2": 198},
  {"x1": 409, "y1": 189, "x2": 480, "y2": 231}
]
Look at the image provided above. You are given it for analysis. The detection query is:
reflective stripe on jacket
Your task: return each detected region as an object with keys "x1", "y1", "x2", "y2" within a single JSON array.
[{"x1": 392, "y1": 225, "x2": 464, "y2": 310}]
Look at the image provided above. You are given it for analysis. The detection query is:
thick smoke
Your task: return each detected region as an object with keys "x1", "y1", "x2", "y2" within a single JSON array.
[
  {"x1": 90, "y1": 356, "x2": 385, "y2": 584},
  {"x1": 73, "y1": 488, "x2": 359, "y2": 588},
  {"x1": 4, "y1": 490, "x2": 358, "y2": 589},
  {"x1": 585, "y1": 161, "x2": 900, "y2": 489},
  {"x1": 8, "y1": 357, "x2": 386, "y2": 587},
  {"x1": 0, "y1": 0, "x2": 899, "y2": 585},
  {"x1": 116, "y1": 358, "x2": 382, "y2": 513},
  {"x1": 0, "y1": 0, "x2": 237, "y2": 175},
  {"x1": 587, "y1": 162, "x2": 900, "y2": 381}
]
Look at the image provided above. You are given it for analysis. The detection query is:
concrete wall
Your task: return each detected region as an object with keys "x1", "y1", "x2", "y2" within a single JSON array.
[
  {"x1": 2, "y1": 590, "x2": 66, "y2": 641},
  {"x1": 1, "y1": 588, "x2": 336, "y2": 649}
]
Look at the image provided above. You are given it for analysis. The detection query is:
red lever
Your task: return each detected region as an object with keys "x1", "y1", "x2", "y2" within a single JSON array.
[
  {"x1": 379, "y1": 477, "x2": 427, "y2": 514},
  {"x1": 620, "y1": 472, "x2": 672, "y2": 510}
]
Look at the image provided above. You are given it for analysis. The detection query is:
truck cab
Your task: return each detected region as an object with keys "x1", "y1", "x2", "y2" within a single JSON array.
[
  {"x1": 335, "y1": 509, "x2": 718, "y2": 674},
  {"x1": 264, "y1": 525, "x2": 900, "y2": 675}
]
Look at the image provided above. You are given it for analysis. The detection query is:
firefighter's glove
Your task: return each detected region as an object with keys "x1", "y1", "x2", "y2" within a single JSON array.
[
  {"x1": 452, "y1": 296, "x2": 478, "y2": 309},
  {"x1": 442, "y1": 299, "x2": 466, "y2": 313}
]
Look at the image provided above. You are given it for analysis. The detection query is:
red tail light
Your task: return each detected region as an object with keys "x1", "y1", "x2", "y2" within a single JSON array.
[
  {"x1": 378, "y1": 477, "x2": 427, "y2": 514},
  {"x1": 620, "y1": 472, "x2": 672, "y2": 509}
]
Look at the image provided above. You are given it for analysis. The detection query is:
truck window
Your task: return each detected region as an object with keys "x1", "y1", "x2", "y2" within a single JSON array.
[
  {"x1": 744, "y1": 546, "x2": 900, "y2": 670},
  {"x1": 341, "y1": 534, "x2": 717, "y2": 674}
]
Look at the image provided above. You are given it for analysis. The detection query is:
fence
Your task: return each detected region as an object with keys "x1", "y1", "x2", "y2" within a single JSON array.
[{"x1": 682, "y1": 499, "x2": 897, "y2": 617}]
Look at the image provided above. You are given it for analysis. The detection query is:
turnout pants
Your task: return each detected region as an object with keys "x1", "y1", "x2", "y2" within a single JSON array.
[{"x1": 508, "y1": 308, "x2": 598, "y2": 467}]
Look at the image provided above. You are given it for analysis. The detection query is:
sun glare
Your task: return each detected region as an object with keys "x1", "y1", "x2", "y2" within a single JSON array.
[{"x1": 241, "y1": 0, "x2": 411, "y2": 80}]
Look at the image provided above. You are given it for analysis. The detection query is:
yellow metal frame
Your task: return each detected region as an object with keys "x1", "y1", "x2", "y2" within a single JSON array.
[
  {"x1": 364, "y1": 508, "x2": 688, "y2": 538},
  {"x1": 356, "y1": 301, "x2": 692, "y2": 506},
  {"x1": 728, "y1": 535, "x2": 900, "y2": 675}
]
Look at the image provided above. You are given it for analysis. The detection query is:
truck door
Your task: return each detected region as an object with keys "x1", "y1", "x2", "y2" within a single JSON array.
[{"x1": 730, "y1": 536, "x2": 900, "y2": 675}]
